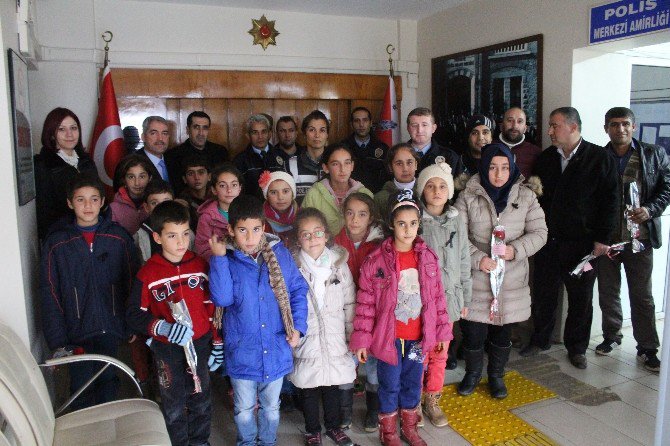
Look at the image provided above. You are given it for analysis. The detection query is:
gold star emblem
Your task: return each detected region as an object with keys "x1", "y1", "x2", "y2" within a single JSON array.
[{"x1": 248, "y1": 15, "x2": 279, "y2": 51}]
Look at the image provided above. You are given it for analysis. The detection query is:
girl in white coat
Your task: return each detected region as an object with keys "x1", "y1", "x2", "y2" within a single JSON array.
[{"x1": 290, "y1": 207, "x2": 357, "y2": 446}]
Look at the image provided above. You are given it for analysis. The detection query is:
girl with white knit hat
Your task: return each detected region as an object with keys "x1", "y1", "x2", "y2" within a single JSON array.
[
  {"x1": 258, "y1": 169, "x2": 300, "y2": 248},
  {"x1": 416, "y1": 162, "x2": 472, "y2": 427}
]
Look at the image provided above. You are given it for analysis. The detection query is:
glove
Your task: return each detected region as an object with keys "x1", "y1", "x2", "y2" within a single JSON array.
[
  {"x1": 208, "y1": 343, "x2": 224, "y2": 371},
  {"x1": 51, "y1": 345, "x2": 84, "y2": 359},
  {"x1": 156, "y1": 320, "x2": 194, "y2": 346}
]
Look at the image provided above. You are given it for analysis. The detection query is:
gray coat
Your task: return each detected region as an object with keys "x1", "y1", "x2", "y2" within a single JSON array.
[
  {"x1": 421, "y1": 205, "x2": 472, "y2": 322},
  {"x1": 454, "y1": 175, "x2": 547, "y2": 325}
]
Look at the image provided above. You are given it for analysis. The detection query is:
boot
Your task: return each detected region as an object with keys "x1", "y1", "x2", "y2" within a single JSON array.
[
  {"x1": 457, "y1": 347, "x2": 484, "y2": 396},
  {"x1": 364, "y1": 391, "x2": 379, "y2": 432},
  {"x1": 378, "y1": 411, "x2": 401, "y2": 446},
  {"x1": 446, "y1": 340, "x2": 458, "y2": 370},
  {"x1": 399, "y1": 408, "x2": 427, "y2": 446},
  {"x1": 421, "y1": 393, "x2": 448, "y2": 427},
  {"x1": 487, "y1": 341, "x2": 512, "y2": 399},
  {"x1": 339, "y1": 387, "x2": 354, "y2": 429}
]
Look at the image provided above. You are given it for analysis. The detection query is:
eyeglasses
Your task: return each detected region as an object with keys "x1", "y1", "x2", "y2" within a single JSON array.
[{"x1": 299, "y1": 230, "x2": 326, "y2": 241}]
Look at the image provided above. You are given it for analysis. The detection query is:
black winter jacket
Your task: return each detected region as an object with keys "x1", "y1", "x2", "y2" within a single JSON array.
[
  {"x1": 234, "y1": 145, "x2": 289, "y2": 199},
  {"x1": 605, "y1": 139, "x2": 670, "y2": 249},
  {"x1": 40, "y1": 215, "x2": 139, "y2": 350},
  {"x1": 343, "y1": 133, "x2": 390, "y2": 194},
  {"x1": 533, "y1": 139, "x2": 619, "y2": 244},
  {"x1": 413, "y1": 139, "x2": 465, "y2": 177}
]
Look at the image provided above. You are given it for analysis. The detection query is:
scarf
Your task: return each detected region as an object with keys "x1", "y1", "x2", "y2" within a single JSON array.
[
  {"x1": 478, "y1": 142, "x2": 520, "y2": 215},
  {"x1": 263, "y1": 201, "x2": 297, "y2": 234},
  {"x1": 232, "y1": 234, "x2": 294, "y2": 335},
  {"x1": 393, "y1": 178, "x2": 416, "y2": 190},
  {"x1": 299, "y1": 248, "x2": 332, "y2": 310},
  {"x1": 57, "y1": 149, "x2": 79, "y2": 169}
]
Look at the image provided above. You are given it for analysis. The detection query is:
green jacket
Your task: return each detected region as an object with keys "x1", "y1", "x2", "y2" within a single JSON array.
[
  {"x1": 302, "y1": 180, "x2": 373, "y2": 235},
  {"x1": 374, "y1": 180, "x2": 418, "y2": 220},
  {"x1": 421, "y1": 205, "x2": 472, "y2": 322}
]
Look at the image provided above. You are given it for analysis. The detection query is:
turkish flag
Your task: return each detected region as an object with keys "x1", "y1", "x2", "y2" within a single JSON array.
[
  {"x1": 90, "y1": 64, "x2": 124, "y2": 200},
  {"x1": 375, "y1": 76, "x2": 400, "y2": 147}
]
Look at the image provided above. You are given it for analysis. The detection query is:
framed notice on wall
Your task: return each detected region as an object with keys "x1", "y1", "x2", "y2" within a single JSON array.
[{"x1": 8, "y1": 48, "x2": 35, "y2": 205}]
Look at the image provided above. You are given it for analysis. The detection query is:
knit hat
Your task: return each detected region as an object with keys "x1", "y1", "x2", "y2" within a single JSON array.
[
  {"x1": 416, "y1": 162, "x2": 454, "y2": 200},
  {"x1": 466, "y1": 114, "x2": 495, "y2": 134},
  {"x1": 259, "y1": 170, "x2": 297, "y2": 199}
]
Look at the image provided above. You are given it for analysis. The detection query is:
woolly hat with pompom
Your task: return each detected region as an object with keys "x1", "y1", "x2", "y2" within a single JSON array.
[{"x1": 258, "y1": 170, "x2": 297, "y2": 200}]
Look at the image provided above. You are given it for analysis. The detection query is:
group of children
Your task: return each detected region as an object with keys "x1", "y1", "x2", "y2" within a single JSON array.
[{"x1": 41, "y1": 136, "x2": 546, "y2": 446}]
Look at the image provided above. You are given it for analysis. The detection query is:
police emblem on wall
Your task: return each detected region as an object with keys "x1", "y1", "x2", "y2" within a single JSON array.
[{"x1": 248, "y1": 15, "x2": 280, "y2": 50}]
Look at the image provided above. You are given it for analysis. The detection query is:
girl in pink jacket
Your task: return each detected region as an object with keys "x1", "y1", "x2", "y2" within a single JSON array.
[
  {"x1": 350, "y1": 189, "x2": 452, "y2": 446},
  {"x1": 195, "y1": 164, "x2": 242, "y2": 261}
]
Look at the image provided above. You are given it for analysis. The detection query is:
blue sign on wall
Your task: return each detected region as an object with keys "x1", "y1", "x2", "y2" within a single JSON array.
[{"x1": 590, "y1": 0, "x2": 670, "y2": 44}]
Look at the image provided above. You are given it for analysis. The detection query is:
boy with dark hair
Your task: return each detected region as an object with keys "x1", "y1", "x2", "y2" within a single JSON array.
[
  {"x1": 41, "y1": 174, "x2": 138, "y2": 410},
  {"x1": 127, "y1": 200, "x2": 225, "y2": 445},
  {"x1": 178, "y1": 154, "x2": 211, "y2": 232},
  {"x1": 209, "y1": 195, "x2": 308, "y2": 446},
  {"x1": 134, "y1": 179, "x2": 175, "y2": 262}
]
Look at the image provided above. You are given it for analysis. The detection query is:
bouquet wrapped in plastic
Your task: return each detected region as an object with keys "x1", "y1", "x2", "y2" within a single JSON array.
[
  {"x1": 626, "y1": 182, "x2": 645, "y2": 253},
  {"x1": 489, "y1": 220, "x2": 506, "y2": 325},
  {"x1": 168, "y1": 299, "x2": 202, "y2": 393},
  {"x1": 570, "y1": 242, "x2": 628, "y2": 278}
]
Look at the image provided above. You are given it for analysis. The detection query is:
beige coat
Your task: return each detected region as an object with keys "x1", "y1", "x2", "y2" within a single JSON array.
[
  {"x1": 288, "y1": 246, "x2": 357, "y2": 388},
  {"x1": 454, "y1": 175, "x2": 547, "y2": 325}
]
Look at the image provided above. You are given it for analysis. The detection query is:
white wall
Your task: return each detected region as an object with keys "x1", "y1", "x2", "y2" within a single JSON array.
[
  {"x1": 0, "y1": 2, "x2": 41, "y2": 353},
  {"x1": 30, "y1": 0, "x2": 419, "y2": 147}
]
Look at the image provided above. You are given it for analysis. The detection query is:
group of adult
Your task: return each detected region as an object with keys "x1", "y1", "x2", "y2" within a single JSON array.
[{"x1": 33, "y1": 102, "x2": 669, "y2": 372}]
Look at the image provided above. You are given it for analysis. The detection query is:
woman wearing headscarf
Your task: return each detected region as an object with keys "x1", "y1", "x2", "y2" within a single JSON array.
[{"x1": 454, "y1": 142, "x2": 547, "y2": 399}]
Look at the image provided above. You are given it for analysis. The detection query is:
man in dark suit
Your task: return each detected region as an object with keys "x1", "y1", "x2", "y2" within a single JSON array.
[
  {"x1": 406, "y1": 107, "x2": 464, "y2": 176},
  {"x1": 343, "y1": 106, "x2": 390, "y2": 193},
  {"x1": 165, "y1": 111, "x2": 229, "y2": 195},
  {"x1": 233, "y1": 114, "x2": 288, "y2": 199},
  {"x1": 521, "y1": 107, "x2": 619, "y2": 369}
]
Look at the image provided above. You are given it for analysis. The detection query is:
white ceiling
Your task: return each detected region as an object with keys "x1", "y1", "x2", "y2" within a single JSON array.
[{"x1": 148, "y1": 0, "x2": 470, "y2": 20}]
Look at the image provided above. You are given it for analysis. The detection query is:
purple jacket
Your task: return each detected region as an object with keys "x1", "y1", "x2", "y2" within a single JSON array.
[
  {"x1": 195, "y1": 198, "x2": 229, "y2": 261},
  {"x1": 349, "y1": 237, "x2": 453, "y2": 365},
  {"x1": 110, "y1": 187, "x2": 148, "y2": 236}
]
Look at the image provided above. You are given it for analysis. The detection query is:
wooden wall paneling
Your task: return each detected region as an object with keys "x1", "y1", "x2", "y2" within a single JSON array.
[
  {"x1": 177, "y1": 99, "x2": 204, "y2": 145},
  {"x1": 227, "y1": 99, "x2": 254, "y2": 157},
  {"x1": 334, "y1": 100, "x2": 351, "y2": 143},
  {"x1": 114, "y1": 70, "x2": 402, "y2": 102},
  {"x1": 165, "y1": 99, "x2": 180, "y2": 148},
  {"x1": 273, "y1": 100, "x2": 297, "y2": 126},
  {"x1": 203, "y1": 98, "x2": 229, "y2": 149}
]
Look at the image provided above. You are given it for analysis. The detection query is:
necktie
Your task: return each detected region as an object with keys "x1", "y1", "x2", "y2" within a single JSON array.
[
  {"x1": 360, "y1": 143, "x2": 366, "y2": 150},
  {"x1": 157, "y1": 159, "x2": 169, "y2": 181}
]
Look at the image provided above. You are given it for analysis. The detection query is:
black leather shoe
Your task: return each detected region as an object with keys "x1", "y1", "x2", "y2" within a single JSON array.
[
  {"x1": 519, "y1": 343, "x2": 550, "y2": 357},
  {"x1": 569, "y1": 353, "x2": 587, "y2": 369}
]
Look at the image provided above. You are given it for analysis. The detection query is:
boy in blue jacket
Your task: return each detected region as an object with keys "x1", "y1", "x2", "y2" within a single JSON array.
[
  {"x1": 40, "y1": 174, "x2": 138, "y2": 410},
  {"x1": 209, "y1": 194, "x2": 308, "y2": 446}
]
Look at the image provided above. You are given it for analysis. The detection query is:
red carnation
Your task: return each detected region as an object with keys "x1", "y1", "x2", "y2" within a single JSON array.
[{"x1": 259, "y1": 170, "x2": 272, "y2": 189}]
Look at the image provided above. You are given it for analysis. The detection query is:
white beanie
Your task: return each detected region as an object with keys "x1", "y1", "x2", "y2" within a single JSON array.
[
  {"x1": 259, "y1": 170, "x2": 297, "y2": 200},
  {"x1": 416, "y1": 162, "x2": 454, "y2": 200}
]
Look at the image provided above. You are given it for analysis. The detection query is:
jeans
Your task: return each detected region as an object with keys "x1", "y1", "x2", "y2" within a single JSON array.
[
  {"x1": 300, "y1": 385, "x2": 340, "y2": 434},
  {"x1": 69, "y1": 333, "x2": 120, "y2": 411},
  {"x1": 151, "y1": 334, "x2": 212, "y2": 446},
  {"x1": 531, "y1": 239, "x2": 597, "y2": 355},
  {"x1": 377, "y1": 339, "x2": 423, "y2": 413},
  {"x1": 341, "y1": 353, "x2": 378, "y2": 392},
  {"x1": 230, "y1": 376, "x2": 283, "y2": 446},
  {"x1": 598, "y1": 242, "x2": 659, "y2": 350}
]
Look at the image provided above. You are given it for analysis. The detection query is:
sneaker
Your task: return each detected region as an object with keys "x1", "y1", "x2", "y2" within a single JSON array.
[
  {"x1": 637, "y1": 349, "x2": 661, "y2": 372},
  {"x1": 595, "y1": 338, "x2": 621, "y2": 356},
  {"x1": 324, "y1": 428, "x2": 353, "y2": 446},
  {"x1": 304, "y1": 432, "x2": 322, "y2": 445}
]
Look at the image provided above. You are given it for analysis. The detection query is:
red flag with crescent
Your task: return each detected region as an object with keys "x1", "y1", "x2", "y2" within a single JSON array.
[
  {"x1": 375, "y1": 76, "x2": 400, "y2": 147},
  {"x1": 90, "y1": 64, "x2": 124, "y2": 201}
]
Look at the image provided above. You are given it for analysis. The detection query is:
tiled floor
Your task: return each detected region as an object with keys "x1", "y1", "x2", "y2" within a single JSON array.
[{"x1": 210, "y1": 319, "x2": 663, "y2": 445}]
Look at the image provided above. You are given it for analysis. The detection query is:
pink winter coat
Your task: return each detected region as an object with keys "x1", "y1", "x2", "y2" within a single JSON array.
[
  {"x1": 349, "y1": 237, "x2": 453, "y2": 366},
  {"x1": 195, "y1": 198, "x2": 229, "y2": 261},
  {"x1": 109, "y1": 187, "x2": 148, "y2": 235}
]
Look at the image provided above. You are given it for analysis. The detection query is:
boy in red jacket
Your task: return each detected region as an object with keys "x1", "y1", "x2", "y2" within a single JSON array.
[{"x1": 127, "y1": 200, "x2": 224, "y2": 446}]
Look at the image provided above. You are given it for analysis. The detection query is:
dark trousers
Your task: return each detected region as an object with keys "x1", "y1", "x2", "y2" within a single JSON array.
[
  {"x1": 151, "y1": 334, "x2": 212, "y2": 446},
  {"x1": 460, "y1": 320, "x2": 512, "y2": 350},
  {"x1": 300, "y1": 385, "x2": 340, "y2": 434},
  {"x1": 377, "y1": 339, "x2": 423, "y2": 414},
  {"x1": 598, "y1": 242, "x2": 659, "y2": 350},
  {"x1": 69, "y1": 333, "x2": 120, "y2": 411},
  {"x1": 531, "y1": 239, "x2": 597, "y2": 355}
]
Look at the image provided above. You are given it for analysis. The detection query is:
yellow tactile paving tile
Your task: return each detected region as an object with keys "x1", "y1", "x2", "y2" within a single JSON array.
[{"x1": 438, "y1": 371, "x2": 558, "y2": 446}]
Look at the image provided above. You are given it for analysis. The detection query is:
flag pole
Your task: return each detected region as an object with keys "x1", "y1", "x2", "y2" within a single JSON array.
[
  {"x1": 386, "y1": 44, "x2": 395, "y2": 78},
  {"x1": 102, "y1": 31, "x2": 113, "y2": 68}
]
